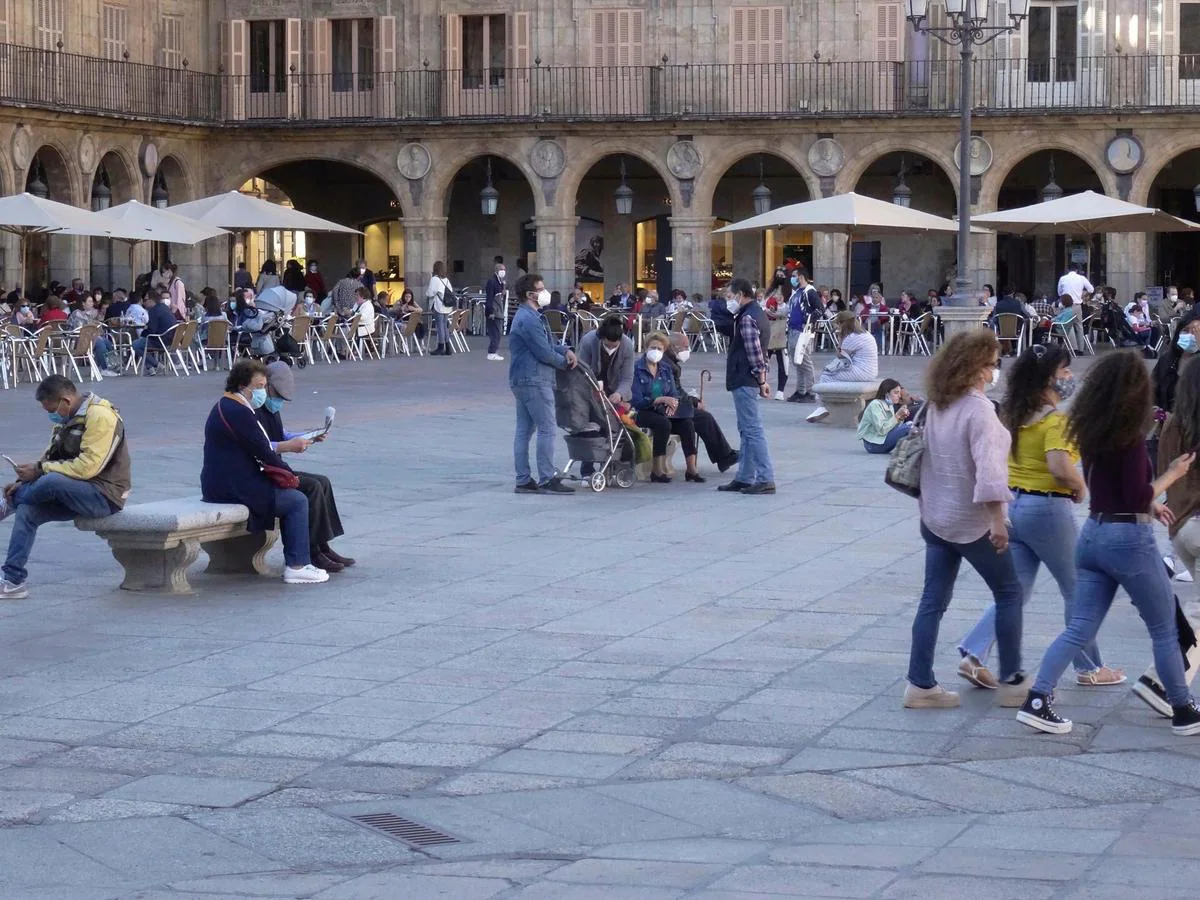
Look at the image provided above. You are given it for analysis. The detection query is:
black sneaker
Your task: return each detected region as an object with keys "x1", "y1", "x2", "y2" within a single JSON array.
[
  {"x1": 539, "y1": 477, "x2": 575, "y2": 494},
  {"x1": 742, "y1": 482, "x2": 776, "y2": 495},
  {"x1": 1172, "y1": 700, "x2": 1200, "y2": 735},
  {"x1": 1132, "y1": 674, "x2": 1173, "y2": 718},
  {"x1": 514, "y1": 480, "x2": 540, "y2": 494},
  {"x1": 1016, "y1": 690, "x2": 1072, "y2": 734},
  {"x1": 785, "y1": 393, "x2": 804, "y2": 403},
  {"x1": 717, "y1": 480, "x2": 750, "y2": 492}
]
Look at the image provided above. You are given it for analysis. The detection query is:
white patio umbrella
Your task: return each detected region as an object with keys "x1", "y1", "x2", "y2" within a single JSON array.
[
  {"x1": 971, "y1": 190, "x2": 1200, "y2": 237},
  {"x1": 169, "y1": 190, "x2": 359, "y2": 234},
  {"x1": 96, "y1": 200, "x2": 229, "y2": 294},
  {"x1": 0, "y1": 192, "x2": 168, "y2": 298},
  {"x1": 714, "y1": 192, "x2": 963, "y2": 295}
]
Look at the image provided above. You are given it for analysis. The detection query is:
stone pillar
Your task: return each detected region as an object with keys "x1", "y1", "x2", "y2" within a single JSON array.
[
  {"x1": 51, "y1": 235, "x2": 89, "y2": 287},
  {"x1": 937, "y1": 304, "x2": 992, "y2": 343},
  {"x1": 532, "y1": 215, "x2": 579, "y2": 298},
  {"x1": 813, "y1": 232, "x2": 848, "y2": 292},
  {"x1": 668, "y1": 216, "x2": 715, "y2": 298},
  {"x1": 1105, "y1": 233, "x2": 1146, "y2": 299},
  {"x1": 402, "y1": 217, "x2": 448, "y2": 303},
  {"x1": 969, "y1": 229, "x2": 997, "y2": 295}
]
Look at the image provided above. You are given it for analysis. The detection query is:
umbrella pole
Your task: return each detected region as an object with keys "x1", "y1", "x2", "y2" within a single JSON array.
[{"x1": 845, "y1": 237, "x2": 853, "y2": 301}]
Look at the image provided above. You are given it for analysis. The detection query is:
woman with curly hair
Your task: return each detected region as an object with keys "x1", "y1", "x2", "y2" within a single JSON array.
[
  {"x1": 1018, "y1": 350, "x2": 1200, "y2": 735},
  {"x1": 903, "y1": 329, "x2": 1026, "y2": 709},
  {"x1": 956, "y1": 344, "x2": 1125, "y2": 690}
]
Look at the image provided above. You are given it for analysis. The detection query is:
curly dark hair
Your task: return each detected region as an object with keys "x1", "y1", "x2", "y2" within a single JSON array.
[
  {"x1": 999, "y1": 343, "x2": 1070, "y2": 456},
  {"x1": 925, "y1": 329, "x2": 999, "y2": 408},
  {"x1": 225, "y1": 359, "x2": 267, "y2": 394},
  {"x1": 1067, "y1": 350, "x2": 1152, "y2": 460}
]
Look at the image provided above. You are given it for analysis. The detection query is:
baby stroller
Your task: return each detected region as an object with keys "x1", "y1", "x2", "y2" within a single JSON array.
[
  {"x1": 555, "y1": 362, "x2": 637, "y2": 492},
  {"x1": 246, "y1": 286, "x2": 306, "y2": 367}
]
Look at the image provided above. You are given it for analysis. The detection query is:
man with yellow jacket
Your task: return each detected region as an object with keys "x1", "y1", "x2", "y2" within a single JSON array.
[{"x1": 0, "y1": 374, "x2": 131, "y2": 598}]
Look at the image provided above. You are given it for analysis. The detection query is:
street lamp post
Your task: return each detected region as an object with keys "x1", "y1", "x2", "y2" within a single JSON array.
[{"x1": 904, "y1": 0, "x2": 1027, "y2": 307}]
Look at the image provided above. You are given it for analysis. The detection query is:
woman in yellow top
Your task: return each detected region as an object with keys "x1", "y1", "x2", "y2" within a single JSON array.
[{"x1": 956, "y1": 344, "x2": 1125, "y2": 689}]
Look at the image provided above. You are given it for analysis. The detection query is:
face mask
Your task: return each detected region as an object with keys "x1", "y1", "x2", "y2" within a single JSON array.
[
  {"x1": 359, "y1": 267, "x2": 366, "y2": 275},
  {"x1": 47, "y1": 410, "x2": 67, "y2": 425},
  {"x1": 790, "y1": 276, "x2": 800, "y2": 288},
  {"x1": 603, "y1": 344, "x2": 618, "y2": 355},
  {"x1": 497, "y1": 270, "x2": 506, "y2": 281},
  {"x1": 726, "y1": 298, "x2": 740, "y2": 315},
  {"x1": 249, "y1": 387, "x2": 268, "y2": 409},
  {"x1": 536, "y1": 290, "x2": 552, "y2": 308},
  {"x1": 676, "y1": 349, "x2": 691, "y2": 363},
  {"x1": 646, "y1": 348, "x2": 664, "y2": 364},
  {"x1": 988, "y1": 366, "x2": 1001, "y2": 386},
  {"x1": 264, "y1": 395, "x2": 285, "y2": 414},
  {"x1": 309, "y1": 265, "x2": 317, "y2": 272},
  {"x1": 1179, "y1": 333, "x2": 1198, "y2": 354},
  {"x1": 1053, "y1": 376, "x2": 1077, "y2": 400}
]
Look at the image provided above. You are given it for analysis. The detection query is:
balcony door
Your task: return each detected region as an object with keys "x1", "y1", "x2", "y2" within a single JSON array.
[{"x1": 1026, "y1": 1, "x2": 1079, "y2": 104}]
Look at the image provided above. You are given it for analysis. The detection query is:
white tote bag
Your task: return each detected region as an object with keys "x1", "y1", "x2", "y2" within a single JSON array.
[{"x1": 792, "y1": 326, "x2": 815, "y2": 366}]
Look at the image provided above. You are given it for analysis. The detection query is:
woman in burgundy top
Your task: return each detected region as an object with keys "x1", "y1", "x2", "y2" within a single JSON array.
[{"x1": 1018, "y1": 350, "x2": 1200, "y2": 736}]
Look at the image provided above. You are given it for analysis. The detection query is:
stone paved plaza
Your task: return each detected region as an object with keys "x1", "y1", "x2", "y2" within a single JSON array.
[{"x1": 0, "y1": 343, "x2": 1197, "y2": 899}]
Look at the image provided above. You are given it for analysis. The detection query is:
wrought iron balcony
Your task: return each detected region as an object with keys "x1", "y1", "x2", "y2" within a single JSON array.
[{"x1": 2, "y1": 43, "x2": 1199, "y2": 126}]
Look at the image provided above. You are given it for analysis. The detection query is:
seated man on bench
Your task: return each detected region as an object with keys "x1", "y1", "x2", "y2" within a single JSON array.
[{"x1": 0, "y1": 374, "x2": 131, "y2": 599}]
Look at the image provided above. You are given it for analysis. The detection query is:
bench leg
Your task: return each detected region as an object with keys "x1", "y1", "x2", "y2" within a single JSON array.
[
  {"x1": 202, "y1": 529, "x2": 279, "y2": 576},
  {"x1": 110, "y1": 540, "x2": 200, "y2": 593}
]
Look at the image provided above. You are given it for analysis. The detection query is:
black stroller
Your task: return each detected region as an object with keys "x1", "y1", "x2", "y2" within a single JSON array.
[
  {"x1": 244, "y1": 286, "x2": 306, "y2": 367},
  {"x1": 555, "y1": 362, "x2": 636, "y2": 492}
]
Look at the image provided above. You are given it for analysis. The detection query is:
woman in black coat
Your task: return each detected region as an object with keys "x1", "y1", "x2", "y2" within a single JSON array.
[
  {"x1": 665, "y1": 335, "x2": 739, "y2": 473},
  {"x1": 201, "y1": 359, "x2": 328, "y2": 585},
  {"x1": 256, "y1": 361, "x2": 355, "y2": 573}
]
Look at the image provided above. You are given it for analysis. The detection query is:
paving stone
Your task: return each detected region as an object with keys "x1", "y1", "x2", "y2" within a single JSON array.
[
  {"x1": 311, "y1": 872, "x2": 510, "y2": 900},
  {"x1": 505, "y1": 885, "x2": 684, "y2": 900},
  {"x1": 482, "y1": 748, "x2": 637, "y2": 779},
  {"x1": 0, "y1": 788, "x2": 74, "y2": 822},
  {"x1": 523, "y1": 731, "x2": 663, "y2": 755},
  {"x1": 950, "y1": 824, "x2": 1121, "y2": 854},
  {"x1": 850, "y1": 764, "x2": 1089, "y2": 813},
  {"x1": 916, "y1": 846, "x2": 1095, "y2": 880},
  {"x1": 741, "y1": 773, "x2": 947, "y2": 820},
  {"x1": 769, "y1": 843, "x2": 934, "y2": 868},
  {"x1": 880, "y1": 874, "x2": 1060, "y2": 899},
  {"x1": 167, "y1": 873, "x2": 348, "y2": 897},
  {"x1": 223, "y1": 733, "x2": 368, "y2": 760},
  {"x1": 104, "y1": 774, "x2": 274, "y2": 807},
  {"x1": 593, "y1": 837, "x2": 770, "y2": 864},
  {"x1": 709, "y1": 863, "x2": 894, "y2": 897},
  {"x1": 296, "y1": 763, "x2": 441, "y2": 795},
  {"x1": 0, "y1": 826, "x2": 127, "y2": 888},
  {"x1": 44, "y1": 798, "x2": 191, "y2": 823},
  {"x1": 433, "y1": 772, "x2": 588, "y2": 796},
  {"x1": 545, "y1": 858, "x2": 726, "y2": 887}
]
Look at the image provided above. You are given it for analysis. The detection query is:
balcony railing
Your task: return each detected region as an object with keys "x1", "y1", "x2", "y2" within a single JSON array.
[{"x1": 3, "y1": 43, "x2": 1200, "y2": 126}]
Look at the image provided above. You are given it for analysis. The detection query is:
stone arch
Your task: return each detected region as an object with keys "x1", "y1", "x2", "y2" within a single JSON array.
[
  {"x1": 157, "y1": 153, "x2": 196, "y2": 205},
  {"x1": 840, "y1": 139, "x2": 960, "y2": 204},
  {"x1": 213, "y1": 150, "x2": 402, "y2": 205},
  {"x1": 28, "y1": 142, "x2": 78, "y2": 206},
  {"x1": 1131, "y1": 138, "x2": 1200, "y2": 207},
  {"x1": 426, "y1": 145, "x2": 541, "y2": 219},
  {"x1": 693, "y1": 142, "x2": 818, "y2": 212},
  {"x1": 91, "y1": 148, "x2": 138, "y2": 205},
  {"x1": 980, "y1": 141, "x2": 1111, "y2": 210},
  {"x1": 559, "y1": 142, "x2": 683, "y2": 213}
]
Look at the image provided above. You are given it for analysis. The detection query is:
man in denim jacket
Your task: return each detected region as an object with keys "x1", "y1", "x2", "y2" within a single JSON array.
[{"x1": 509, "y1": 273, "x2": 578, "y2": 494}]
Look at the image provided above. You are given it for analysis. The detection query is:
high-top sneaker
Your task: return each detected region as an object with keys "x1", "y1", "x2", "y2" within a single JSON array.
[
  {"x1": 1172, "y1": 700, "x2": 1200, "y2": 736},
  {"x1": 1016, "y1": 690, "x2": 1072, "y2": 734}
]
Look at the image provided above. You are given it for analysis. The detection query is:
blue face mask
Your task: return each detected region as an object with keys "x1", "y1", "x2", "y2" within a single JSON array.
[
  {"x1": 249, "y1": 387, "x2": 268, "y2": 409},
  {"x1": 790, "y1": 276, "x2": 800, "y2": 288},
  {"x1": 1179, "y1": 333, "x2": 1198, "y2": 354},
  {"x1": 263, "y1": 396, "x2": 285, "y2": 414},
  {"x1": 48, "y1": 412, "x2": 67, "y2": 425}
]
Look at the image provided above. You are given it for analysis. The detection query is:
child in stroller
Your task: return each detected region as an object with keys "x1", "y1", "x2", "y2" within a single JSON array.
[
  {"x1": 236, "y1": 286, "x2": 306, "y2": 367},
  {"x1": 554, "y1": 362, "x2": 637, "y2": 492}
]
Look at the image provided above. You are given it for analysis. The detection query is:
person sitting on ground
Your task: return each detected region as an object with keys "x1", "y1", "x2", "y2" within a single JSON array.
[
  {"x1": 131, "y1": 291, "x2": 177, "y2": 372},
  {"x1": 666, "y1": 333, "x2": 739, "y2": 473},
  {"x1": 631, "y1": 331, "x2": 703, "y2": 484},
  {"x1": 857, "y1": 378, "x2": 913, "y2": 454},
  {"x1": 37, "y1": 295, "x2": 68, "y2": 327},
  {"x1": 0, "y1": 374, "x2": 130, "y2": 598},
  {"x1": 807, "y1": 310, "x2": 880, "y2": 423},
  {"x1": 201, "y1": 359, "x2": 328, "y2": 585},
  {"x1": 257, "y1": 361, "x2": 354, "y2": 574}
]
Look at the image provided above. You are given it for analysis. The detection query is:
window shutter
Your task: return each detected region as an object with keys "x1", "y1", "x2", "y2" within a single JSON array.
[
  {"x1": 286, "y1": 17, "x2": 302, "y2": 74},
  {"x1": 512, "y1": 11, "x2": 531, "y2": 70},
  {"x1": 309, "y1": 18, "x2": 330, "y2": 73},
  {"x1": 377, "y1": 15, "x2": 396, "y2": 72},
  {"x1": 0, "y1": 0, "x2": 8, "y2": 44},
  {"x1": 627, "y1": 9, "x2": 644, "y2": 66},
  {"x1": 1085, "y1": 0, "x2": 1107, "y2": 58},
  {"x1": 593, "y1": 10, "x2": 612, "y2": 66},
  {"x1": 444, "y1": 13, "x2": 461, "y2": 70},
  {"x1": 36, "y1": 0, "x2": 64, "y2": 50},
  {"x1": 1164, "y1": 0, "x2": 1179, "y2": 54},
  {"x1": 102, "y1": 4, "x2": 126, "y2": 60},
  {"x1": 875, "y1": 3, "x2": 902, "y2": 61},
  {"x1": 767, "y1": 7, "x2": 785, "y2": 63},
  {"x1": 223, "y1": 18, "x2": 248, "y2": 120},
  {"x1": 928, "y1": 2, "x2": 948, "y2": 61},
  {"x1": 731, "y1": 7, "x2": 746, "y2": 60},
  {"x1": 161, "y1": 15, "x2": 182, "y2": 67}
]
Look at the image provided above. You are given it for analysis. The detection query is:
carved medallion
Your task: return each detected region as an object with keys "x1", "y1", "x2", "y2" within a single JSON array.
[
  {"x1": 807, "y1": 139, "x2": 845, "y2": 178},
  {"x1": 666, "y1": 140, "x2": 703, "y2": 179},
  {"x1": 397, "y1": 143, "x2": 432, "y2": 181},
  {"x1": 530, "y1": 139, "x2": 565, "y2": 179}
]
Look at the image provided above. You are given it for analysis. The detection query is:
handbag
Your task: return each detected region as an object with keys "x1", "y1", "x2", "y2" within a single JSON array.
[
  {"x1": 216, "y1": 401, "x2": 301, "y2": 490},
  {"x1": 884, "y1": 405, "x2": 929, "y2": 498}
]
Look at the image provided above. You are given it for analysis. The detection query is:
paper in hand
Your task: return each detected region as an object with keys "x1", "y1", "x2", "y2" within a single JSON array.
[
  {"x1": 1, "y1": 455, "x2": 17, "y2": 471},
  {"x1": 296, "y1": 407, "x2": 335, "y2": 442}
]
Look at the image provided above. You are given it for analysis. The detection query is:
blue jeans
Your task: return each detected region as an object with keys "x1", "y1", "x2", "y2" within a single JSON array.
[
  {"x1": 908, "y1": 521, "x2": 1023, "y2": 688},
  {"x1": 863, "y1": 421, "x2": 912, "y2": 454},
  {"x1": 131, "y1": 336, "x2": 160, "y2": 364},
  {"x1": 4, "y1": 474, "x2": 115, "y2": 585},
  {"x1": 959, "y1": 494, "x2": 1100, "y2": 673},
  {"x1": 512, "y1": 381, "x2": 557, "y2": 485},
  {"x1": 274, "y1": 487, "x2": 310, "y2": 568},
  {"x1": 435, "y1": 313, "x2": 450, "y2": 344},
  {"x1": 1033, "y1": 519, "x2": 1191, "y2": 706},
  {"x1": 732, "y1": 386, "x2": 775, "y2": 484}
]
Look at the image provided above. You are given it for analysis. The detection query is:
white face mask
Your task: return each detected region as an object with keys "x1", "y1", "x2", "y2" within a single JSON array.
[
  {"x1": 726, "y1": 298, "x2": 740, "y2": 315},
  {"x1": 497, "y1": 270, "x2": 506, "y2": 281},
  {"x1": 676, "y1": 349, "x2": 691, "y2": 363},
  {"x1": 645, "y1": 348, "x2": 664, "y2": 364},
  {"x1": 603, "y1": 344, "x2": 618, "y2": 355},
  {"x1": 536, "y1": 289, "x2": 552, "y2": 308},
  {"x1": 359, "y1": 267, "x2": 366, "y2": 274},
  {"x1": 988, "y1": 366, "x2": 1001, "y2": 387}
]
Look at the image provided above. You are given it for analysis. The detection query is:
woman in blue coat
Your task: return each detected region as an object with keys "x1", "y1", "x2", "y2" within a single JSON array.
[
  {"x1": 632, "y1": 331, "x2": 702, "y2": 484},
  {"x1": 201, "y1": 359, "x2": 328, "y2": 585}
]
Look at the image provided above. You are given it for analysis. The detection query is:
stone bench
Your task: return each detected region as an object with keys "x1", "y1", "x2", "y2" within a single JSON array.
[
  {"x1": 75, "y1": 497, "x2": 279, "y2": 594},
  {"x1": 811, "y1": 380, "x2": 883, "y2": 427}
]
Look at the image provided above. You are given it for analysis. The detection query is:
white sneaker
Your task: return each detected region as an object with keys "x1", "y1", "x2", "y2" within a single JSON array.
[
  {"x1": 774, "y1": 390, "x2": 785, "y2": 401},
  {"x1": 487, "y1": 353, "x2": 504, "y2": 361},
  {"x1": 101, "y1": 369, "x2": 122, "y2": 378},
  {"x1": 1180, "y1": 568, "x2": 1194, "y2": 583},
  {"x1": 0, "y1": 579, "x2": 28, "y2": 599},
  {"x1": 283, "y1": 564, "x2": 329, "y2": 584},
  {"x1": 806, "y1": 406, "x2": 829, "y2": 423}
]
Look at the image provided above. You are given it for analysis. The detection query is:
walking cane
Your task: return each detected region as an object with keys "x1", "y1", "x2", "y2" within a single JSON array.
[{"x1": 699, "y1": 369, "x2": 712, "y2": 405}]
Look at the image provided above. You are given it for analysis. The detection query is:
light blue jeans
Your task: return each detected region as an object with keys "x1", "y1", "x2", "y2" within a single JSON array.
[
  {"x1": 512, "y1": 381, "x2": 557, "y2": 485},
  {"x1": 732, "y1": 386, "x2": 774, "y2": 484},
  {"x1": 958, "y1": 493, "x2": 1101, "y2": 673},
  {"x1": 863, "y1": 422, "x2": 912, "y2": 454},
  {"x1": 1033, "y1": 518, "x2": 1191, "y2": 706},
  {"x1": 4, "y1": 474, "x2": 115, "y2": 585}
]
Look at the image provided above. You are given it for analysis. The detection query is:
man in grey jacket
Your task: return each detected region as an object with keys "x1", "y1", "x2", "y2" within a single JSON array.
[{"x1": 576, "y1": 314, "x2": 635, "y2": 406}]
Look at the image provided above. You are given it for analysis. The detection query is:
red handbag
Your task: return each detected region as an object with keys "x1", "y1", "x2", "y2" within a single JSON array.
[{"x1": 217, "y1": 400, "x2": 301, "y2": 490}]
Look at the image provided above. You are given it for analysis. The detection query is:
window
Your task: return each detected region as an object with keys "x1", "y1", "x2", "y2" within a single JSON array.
[
  {"x1": 35, "y1": 0, "x2": 65, "y2": 50},
  {"x1": 102, "y1": 4, "x2": 127, "y2": 60},
  {"x1": 0, "y1": 0, "x2": 9, "y2": 44},
  {"x1": 731, "y1": 7, "x2": 785, "y2": 63},
  {"x1": 1182, "y1": 2, "x2": 1200, "y2": 78},
  {"x1": 591, "y1": 9, "x2": 645, "y2": 67},
  {"x1": 1027, "y1": 1, "x2": 1078, "y2": 83},
  {"x1": 249, "y1": 20, "x2": 286, "y2": 93},
  {"x1": 332, "y1": 18, "x2": 374, "y2": 92},
  {"x1": 462, "y1": 14, "x2": 506, "y2": 88},
  {"x1": 161, "y1": 14, "x2": 183, "y2": 67},
  {"x1": 875, "y1": 2, "x2": 902, "y2": 62}
]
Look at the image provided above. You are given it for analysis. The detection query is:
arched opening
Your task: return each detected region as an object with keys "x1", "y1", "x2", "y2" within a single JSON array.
[
  {"x1": 1148, "y1": 149, "x2": 1200, "y2": 292},
  {"x1": 995, "y1": 150, "x2": 1104, "y2": 299},
  {"x1": 853, "y1": 152, "x2": 957, "y2": 299},
  {"x1": 712, "y1": 154, "x2": 810, "y2": 292},
  {"x1": 25, "y1": 145, "x2": 72, "y2": 294},
  {"x1": 239, "y1": 160, "x2": 401, "y2": 298},
  {"x1": 89, "y1": 150, "x2": 138, "y2": 290},
  {"x1": 444, "y1": 155, "x2": 535, "y2": 293},
  {"x1": 573, "y1": 155, "x2": 672, "y2": 300}
]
